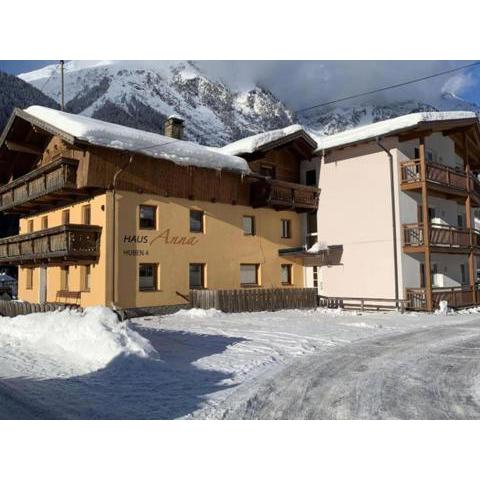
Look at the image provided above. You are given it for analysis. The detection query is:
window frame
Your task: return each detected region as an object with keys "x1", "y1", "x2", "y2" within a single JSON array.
[
  {"x1": 240, "y1": 263, "x2": 260, "y2": 287},
  {"x1": 60, "y1": 266, "x2": 69, "y2": 291},
  {"x1": 82, "y1": 205, "x2": 91, "y2": 225},
  {"x1": 27, "y1": 220, "x2": 34, "y2": 233},
  {"x1": 26, "y1": 268, "x2": 33, "y2": 290},
  {"x1": 139, "y1": 205, "x2": 157, "y2": 230},
  {"x1": 138, "y1": 263, "x2": 159, "y2": 292},
  {"x1": 242, "y1": 215, "x2": 255, "y2": 236},
  {"x1": 41, "y1": 215, "x2": 48, "y2": 230},
  {"x1": 62, "y1": 209, "x2": 70, "y2": 225},
  {"x1": 189, "y1": 263, "x2": 206, "y2": 290},
  {"x1": 281, "y1": 264, "x2": 293, "y2": 285},
  {"x1": 190, "y1": 209, "x2": 205, "y2": 234},
  {"x1": 81, "y1": 265, "x2": 92, "y2": 292},
  {"x1": 281, "y1": 219, "x2": 291, "y2": 239}
]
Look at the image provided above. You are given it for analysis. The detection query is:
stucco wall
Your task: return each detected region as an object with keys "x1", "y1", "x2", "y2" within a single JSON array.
[{"x1": 317, "y1": 140, "x2": 401, "y2": 299}]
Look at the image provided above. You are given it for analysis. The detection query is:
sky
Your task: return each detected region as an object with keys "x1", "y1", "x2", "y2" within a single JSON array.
[{"x1": 1, "y1": 60, "x2": 479, "y2": 109}]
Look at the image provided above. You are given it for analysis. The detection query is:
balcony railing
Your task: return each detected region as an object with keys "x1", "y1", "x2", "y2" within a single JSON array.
[
  {"x1": 403, "y1": 222, "x2": 480, "y2": 250},
  {"x1": 0, "y1": 224, "x2": 102, "y2": 265},
  {"x1": 0, "y1": 157, "x2": 79, "y2": 214},
  {"x1": 400, "y1": 160, "x2": 467, "y2": 191},
  {"x1": 251, "y1": 179, "x2": 319, "y2": 211},
  {"x1": 406, "y1": 286, "x2": 478, "y2": 311}
]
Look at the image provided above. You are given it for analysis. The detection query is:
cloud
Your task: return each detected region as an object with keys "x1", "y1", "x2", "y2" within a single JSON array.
[{"x1": 198, "y1": 60, "x2": 479, "y2": 110}]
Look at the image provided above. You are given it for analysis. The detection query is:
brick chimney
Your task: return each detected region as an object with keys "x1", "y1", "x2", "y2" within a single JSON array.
[{"x1": 164, "y1": 116, "x2": 185, "y2": 140}]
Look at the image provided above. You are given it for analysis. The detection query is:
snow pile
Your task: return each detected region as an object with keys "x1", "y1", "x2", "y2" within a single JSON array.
[
  {"x1": 23, "y1": 106, "x2": 250, "y2": 173},
  {"x1": 306, "y1": 241, "x2": 328, "y2": 254},
  {"x1": 170, "y1": 308, "x2": 223, "y2": 319},
  {"x1": 314, "y1": 111, "x2": 478, "y2": 151},
  {"x1": 0, "y1": 306, "x2": 156, "y2": 371},
  {"x1": 218, "y1": 124, "x2": 307, "y2": 156},
  {"x1": 435, "y1": 300, "x2": 450, "y2": 315}
]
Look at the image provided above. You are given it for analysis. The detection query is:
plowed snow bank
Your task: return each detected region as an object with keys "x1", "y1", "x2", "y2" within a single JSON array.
[{"x1": 0, "y1": 306, "x2": 155, "y2": 371}]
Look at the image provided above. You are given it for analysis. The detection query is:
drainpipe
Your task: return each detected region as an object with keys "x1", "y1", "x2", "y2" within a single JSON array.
[
  {"x1": 111, "y1": 154, "x2": 135, "y2": 307},
  {"x1": 376, "y1": 138, "x2": 400, "y2": 305}
]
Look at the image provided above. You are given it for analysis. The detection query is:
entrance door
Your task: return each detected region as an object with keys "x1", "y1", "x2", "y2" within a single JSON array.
[{"x1": 39, "y1": 266, "x2": 47, "y2": 303}]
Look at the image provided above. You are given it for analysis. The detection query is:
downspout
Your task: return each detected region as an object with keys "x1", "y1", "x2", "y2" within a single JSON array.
[
  {"x1": 111, "y1": 154, "x2": 134, "y2": 308},
  {"x1": 376, "y1": 138, "x2": 400, "y2": 305}
]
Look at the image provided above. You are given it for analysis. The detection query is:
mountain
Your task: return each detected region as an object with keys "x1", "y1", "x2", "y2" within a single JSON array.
[
  {"x1": 298, "y1": 95, "x2": 480, "y2": 137},
  {"x1": 0, "y1": 70, "x2": 60, "y2": 134},
  {"x1": 16, "y1": 61, "x2": 480, "y2": 146},
  {"x1": 19, "y1": 61, "x2": 295, "y2": 146}
]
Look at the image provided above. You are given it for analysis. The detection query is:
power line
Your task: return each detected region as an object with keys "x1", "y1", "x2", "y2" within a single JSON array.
[{"x1": 296, "y1": 61, "x2": 480, "y2": 114}]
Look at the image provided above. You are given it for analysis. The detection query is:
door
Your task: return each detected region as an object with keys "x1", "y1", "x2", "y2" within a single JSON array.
[{"x1": 39, "y1": 266, "x2": 47, "y2": 303}]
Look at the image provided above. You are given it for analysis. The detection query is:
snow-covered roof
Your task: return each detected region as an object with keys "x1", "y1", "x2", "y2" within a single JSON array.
[
  {"x1": 22, "y1": 106, "x2": 250, "y2": 173},
  {"x1": 313, "y1": 111, "x2": 479, "y2": 152},
  {"x1": 218, "y1": 124, "x2": 315, "y2": 156}
]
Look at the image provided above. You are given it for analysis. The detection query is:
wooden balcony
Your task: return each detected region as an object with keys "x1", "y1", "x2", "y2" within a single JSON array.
[
  {"x1": 406, "y1": 286, "x2": 478, "y2": 311},
  {"x1": 402, "y1": 222, "x2": 480, "y2": 253},
  {"x1": 0, "y1": 157, "x2": 85, "y2": 215},
  {"x1": 251, "y1": 179, "x2": 319, "y2": 212},
  {"x1": 0, "y1": 224, "x2": 102, "y2": 266}
]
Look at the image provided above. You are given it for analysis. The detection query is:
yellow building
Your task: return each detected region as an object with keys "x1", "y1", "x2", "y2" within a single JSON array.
[{"x1": 0, "y1": 107, "x2": 320, "y2": 311}]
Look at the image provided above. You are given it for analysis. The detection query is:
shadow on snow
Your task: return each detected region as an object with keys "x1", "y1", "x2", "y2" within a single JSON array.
[{"x1": 0, "y1": 327, "x2": 247, "y2": 420}]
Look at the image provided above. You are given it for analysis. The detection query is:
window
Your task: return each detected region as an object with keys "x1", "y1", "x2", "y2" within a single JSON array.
[
  {"x1": 189, "y1": 263, "x2": 205, "y2": 289},
  {"x1": 281, "y1": 264, "x2": 293, "y2": 285},
  {"x1": 26, "y1": 268, "x2": 33, "y2": 290},
  {"x1": 27, "y1": 220, "x2": 34, "y2": 233},
  {"x1": 312, "y1": 266, "x2": 319, "y2": 289},
  {"x1": 458, "y1": 214, "x2": 464, "y2": 228},
  {"x1": 240, "y1": 264, "x2": 259, "y2": 286},
  {"x1": 81, "y1": 265, "x2": 91, "y2": 292},
  {"x1": 260, "y1": 164, "x2": 276, "y2": 178},
  {"x1": 139, "y1": 205, "x2": 157, "y2": 230},
  {"x1": 243, "y1": 216, "x2": 255, "y2": 235},
  {"x1": 305, "y1": 169, "x2": 317, "y2": 186},
  {"x1": 82, "y1": 205, "x2": 91, "y2": 225},
  {"x1": 62, "y1": 209, "x2": 70, "y2": 225},
  {"x1": 307, "y1": 213, "x2": 317, "y2": 235},
  {"x1": 139, "y1": 263, "x2": 158, "y2": 291},
  {"x1": 461, "y1": 264, "x2": 467, "y2": 285},
  {"x1": 281, "y1": 219, "x2": 291, "y2": 239},
  {"x1": 41, "y1": 216, "x2": 48, "y2": 229},
  {"x1": 60, "y1": 266, "x2": 69, "y2": 290},
  {"x1": 420, "y1": 263, "x2": 425, "y2": 288},
  {"x1": 190, "y1": 210, "x2": 204, "y2": 233}
]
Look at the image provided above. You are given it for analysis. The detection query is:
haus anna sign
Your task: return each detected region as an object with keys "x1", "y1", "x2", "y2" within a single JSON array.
[{"x1": 122, "y1": 228, "x2": 199, "y2": 256}]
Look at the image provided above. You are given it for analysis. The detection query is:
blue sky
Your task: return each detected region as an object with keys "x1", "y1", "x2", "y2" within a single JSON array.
[{"x1": 1, "y1": 60, "x2": 479, "y2": 108}]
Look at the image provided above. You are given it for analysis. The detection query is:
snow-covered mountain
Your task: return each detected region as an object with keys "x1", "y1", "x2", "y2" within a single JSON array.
[
  {"x1": 19, "y1": 61, "x2": 295, "y2": 146},
  {"x1": 19, "y1": 61, "x2": 480, "y2": 146}
]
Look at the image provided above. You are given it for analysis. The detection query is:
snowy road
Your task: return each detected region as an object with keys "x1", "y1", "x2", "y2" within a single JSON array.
[
  {"x1": 1, "y1": 307, "x2": 480, "y2": 419},
  {"x1": 225, "y1": 318, "x2": 480, "y2": 419}
]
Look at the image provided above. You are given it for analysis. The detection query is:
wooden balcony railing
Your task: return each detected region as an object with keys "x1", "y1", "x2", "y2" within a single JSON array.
[
  {"x1": 0, "y1": 224, "x2": 102, "y2": 266},
  {"x1": 403, "y1": 222, "x2": 480, "y2": 250},
  {"x1": 406, "y1": 286, "x2": 478, "y2": 311},
  {"x1": 251, "y1": 179, "x2": 319, "y2": 211},
  {"x1": 400, "y1": 160, "x2": 467, "y2": 191},
  {"x1": 0, "y1": 157, "x2": 79, "y2": 214}
]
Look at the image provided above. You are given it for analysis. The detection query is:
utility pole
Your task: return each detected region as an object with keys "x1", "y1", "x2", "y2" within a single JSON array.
[{"x1": 60, "y1": 60, "x2": 65, "y2": 111}]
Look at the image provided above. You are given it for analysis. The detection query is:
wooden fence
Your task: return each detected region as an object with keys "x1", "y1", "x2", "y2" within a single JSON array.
[
  {"x1": 318, "y1": 295, "x2": 409, "y2": 312},
  {"x1": 190, "y1": 288, "x2": 318, "y2": 313},
  {"x1": 0, "y1": 300, "x2": 81, "y2": 317}
]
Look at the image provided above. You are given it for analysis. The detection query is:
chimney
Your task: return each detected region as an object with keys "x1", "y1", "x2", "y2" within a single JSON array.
[{"x1": 164, "y1": 115, "x2": 185, "y2": 140}]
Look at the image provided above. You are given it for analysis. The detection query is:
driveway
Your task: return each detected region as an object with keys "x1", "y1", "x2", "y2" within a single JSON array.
[{"x1": 225, "y1": 319, "x2": 480, "y2": 419}]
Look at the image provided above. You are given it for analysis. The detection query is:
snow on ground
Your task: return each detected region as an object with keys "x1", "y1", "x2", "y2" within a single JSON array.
[
  {"x1": 1, "y1": 306, "x2": 479, "y2": 419},
  {"x1": 23, "y1": 106, "x2": 250, "y2": 173}
]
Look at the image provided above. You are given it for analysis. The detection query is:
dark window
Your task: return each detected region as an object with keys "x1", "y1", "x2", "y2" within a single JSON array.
[
  {"x1": 307, "y1": 213, "x2": 317, "y2": 235},
  {"x1": 243, "y1": 216, "x2": 255, "y2": 235},
  {"x1": 62, "y1": 209, "x2": 70, "y2": 225},
  {"x1": 240, "y1": 264, "x2": 259, "y2": 286},
  {"x1": 139, "y1": 205, "x2": 157, "y2": 230},
  {"x1": 281, "y1": 264, "x2": 292, "y2": 285},
  {"x1": 461, "y1": 264, "x2": 467, "y2": 285},
  {"x1": 458, "y1": 214, "x2": 464, "y2": 228},
  {"x1": 305, "y1": 169, "x2": 317, "y2": 186},
  {"x1": 414, "y1": 147, "x2": 420, "y2": 159},
  {"x1": 189, "y1": 263, "x2": 205, "y2": 289},
  {"x1": 420, "y1": 263, "x2": 425, "y2": 288},
  {"x1": 281, "y1": 219, "x2": 291, "y2": 239},
  {"x1": 260, "y1": 164, "x2": 276, "y2": 178},
  {"x1": 139, "y1": 263, "x2": 158, "y2": 291},
  {"x1": 82, "y1": 205, "x2": 91, "y2": 225},
  {"x1": 190, "y1": 210, "x2": 204, "y2": 233},
  {"x1": 307, "y1": 234, "x2": 318, "y2": 249}
]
